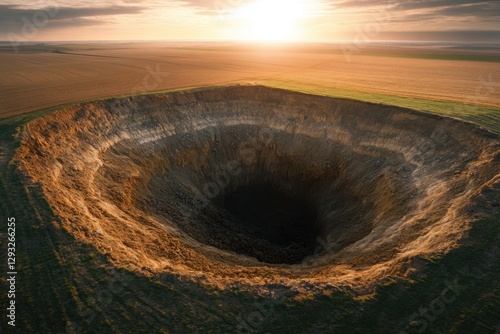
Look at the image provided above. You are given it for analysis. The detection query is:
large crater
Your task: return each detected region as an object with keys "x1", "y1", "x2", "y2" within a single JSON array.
[{"x1": 16, "y1": 85, "x2": 500, "y2": 291}]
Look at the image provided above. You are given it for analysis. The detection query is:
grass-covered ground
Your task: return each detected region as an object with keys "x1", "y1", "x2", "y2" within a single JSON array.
[
  {"x1": 0, "y1": 85, "x2": 498, "y2": 333},
  {"x1": 256, "y1": 80, "x2": 500, "y2": 135}
]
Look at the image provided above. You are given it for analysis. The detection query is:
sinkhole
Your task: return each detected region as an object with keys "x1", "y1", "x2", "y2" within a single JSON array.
[{"x1": 16, "y1": 84, "x2": 500, "y2": 286}]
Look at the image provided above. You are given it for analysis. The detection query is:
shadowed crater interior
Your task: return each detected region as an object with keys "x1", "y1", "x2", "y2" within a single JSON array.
[
  {"x1": 16, "y1": 84, "x2": 500, "y2": 288},
  {"x1": 213, "y1": 184, "x2": 320, "y2": 264},
  {"x1": 141, "y1": 120, "x2": 389, "y2": 265}
]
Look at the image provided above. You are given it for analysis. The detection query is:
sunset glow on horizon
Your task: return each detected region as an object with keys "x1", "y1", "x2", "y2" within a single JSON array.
[
  {"x1": 0, "y1": 1, "x2": 499, "y2": 43},
  {"x1": 227, "y1": 0, "x2": 316, "y2": 42}
]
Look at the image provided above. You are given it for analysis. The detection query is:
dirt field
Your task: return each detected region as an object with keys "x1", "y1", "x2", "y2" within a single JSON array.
[{"x1": 1, "y1": 42, "x2": 499, "y2": 119}]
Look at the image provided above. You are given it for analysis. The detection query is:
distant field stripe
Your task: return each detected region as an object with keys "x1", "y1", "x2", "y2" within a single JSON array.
[
  {"x1": 362, "y1": 52, "x2": 500, "y2": 63},
  {"x1": 256, "y1": 79, "x2": 500, "y2": 135}
]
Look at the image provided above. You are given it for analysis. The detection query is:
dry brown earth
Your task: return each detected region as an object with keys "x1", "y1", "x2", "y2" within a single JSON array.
[{"x1": 1, "y1": 43, "x2": 499, "y2": 119}]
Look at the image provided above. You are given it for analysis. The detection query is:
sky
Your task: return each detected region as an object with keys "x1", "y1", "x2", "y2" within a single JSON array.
[{"x1": 0, "y1": 0, "x2": 499, "y2": 43}]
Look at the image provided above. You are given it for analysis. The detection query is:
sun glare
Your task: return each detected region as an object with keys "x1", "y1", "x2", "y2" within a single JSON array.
[{"x1": 230, "y1": 0, "x2": 311, "y2": 42}]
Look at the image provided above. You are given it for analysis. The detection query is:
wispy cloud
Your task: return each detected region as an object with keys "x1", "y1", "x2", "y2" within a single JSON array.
[
  {"x1": 0, "y1": 4, "x2": 146, "y2": 20},
  {"x1": 0, "y1": 4, "x2": 146, "y2": 31},
  {"x1": 178, "y1": 0, "x2": 252, "y2": 10},
  {"x1": 382, "y1": 30, "x2": 500, "y2": 42}
]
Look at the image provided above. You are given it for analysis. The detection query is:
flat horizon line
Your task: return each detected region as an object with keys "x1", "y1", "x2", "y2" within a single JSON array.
[{"x1": 1, "y1": 39, "x2": 500, "y2": 45}]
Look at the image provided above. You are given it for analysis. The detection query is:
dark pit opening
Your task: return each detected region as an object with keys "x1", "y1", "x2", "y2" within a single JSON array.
[
  {"x1": 206, "y1": 183, "x2": 321, "y2": 264},
  {"x1": 216, "y1": 184, "x2": 319, "y2": 249}
]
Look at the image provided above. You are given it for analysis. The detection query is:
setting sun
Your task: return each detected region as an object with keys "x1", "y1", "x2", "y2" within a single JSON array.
[{"x1": 229, "y1": 0, "x2": 311, "y2": 42}]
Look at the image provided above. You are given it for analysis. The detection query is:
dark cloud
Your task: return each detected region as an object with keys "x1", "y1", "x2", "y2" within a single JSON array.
[
  {"x1": 333, "y1": 0, "x2": 500, "y2": 18},
  {"x1": 376, "y1": 2, "x2": 500, "y2": 25},
  {"x1": 394, "y1": 0, "x2": 499, "y2": 10},
  {"x1": 0, "y1": 4, "x2": 146, "y2": 32},
  {"x1": 0, "y1": 4, "x2": 145, "y2": 20},
  {"x1": 429, "y1": 2, "x2": 500, "y2": 17},
  {"x1": 381, "y1": 30, "x2": 500, "y2": 42},
  {"x1": 336, "y1": 0, "x2": 500, "y2": 9},
  {"x1": 334, "y1": 0, "x2": 500, "y2": 33}
]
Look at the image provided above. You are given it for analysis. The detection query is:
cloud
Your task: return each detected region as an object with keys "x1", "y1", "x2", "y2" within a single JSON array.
[
  {"x1": 331, "y1": 0, "x2": 500, "y2": 17},
  {"x1": 373, "y1": 2, "x2": 500, "y2": 26},
  {"x1": 398, "y1": 0, "x2": 500, "y2": 11},
  {"x1": 0, "y1": 4, "x2": 146, "y2": 32},
  {"x1": 335, "y1": 0, "x2": 500, "y2": 9},
  {"x1": 382, "y1": 30, "x2": 500, "y2": 42},
  {"x1": 327, "y1": 0, "x2": 500, "y2": 33},
  {"x1": 177, "y1": 0, "x2": 500, "y2": 25},
  {"x1": 179, "y1": 0, "x2": 252, "y2": 10},
  {"x1": 428, "y1": 2, "x2": 500, "y2": 18}
]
